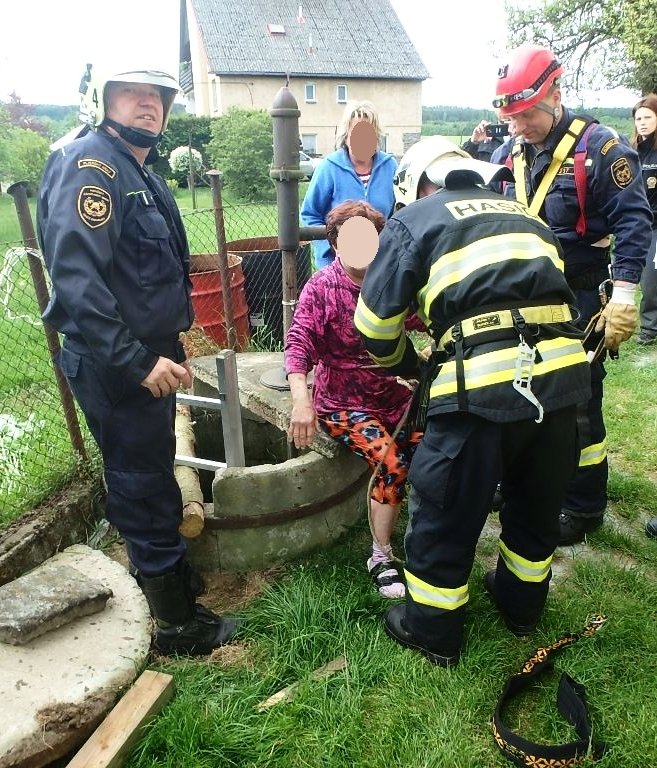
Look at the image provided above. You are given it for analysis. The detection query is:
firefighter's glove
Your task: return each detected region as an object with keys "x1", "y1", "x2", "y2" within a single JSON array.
[{"x1": 594, "y1": 285, "x2": 637, "y2": 351}]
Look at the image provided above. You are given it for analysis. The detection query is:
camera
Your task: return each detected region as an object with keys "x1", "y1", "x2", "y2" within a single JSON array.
[{"x1": 485, "y1": 123, "x2": 510, "y2": 138}]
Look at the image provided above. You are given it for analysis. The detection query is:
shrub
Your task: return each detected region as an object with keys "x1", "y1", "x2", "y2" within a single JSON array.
[
  {"x1": 206, "y1": 107, "x2": 274, "y2": 202},
  {"x1": 168, "y1": 145, "x2": 203, "y2": 186}
]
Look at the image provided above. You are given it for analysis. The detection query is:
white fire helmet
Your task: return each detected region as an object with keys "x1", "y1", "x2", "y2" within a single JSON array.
[
  {"x1": 78, "y1": 64, "x2": 179, "y2": 130},
  {"x1": 393, "y1": 136, "x2": 513, "y2": 209}
]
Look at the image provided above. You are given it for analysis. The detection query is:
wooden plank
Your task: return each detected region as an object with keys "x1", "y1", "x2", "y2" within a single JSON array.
[
  {"x1": 257, "y1": 656, "x2": 347, "y2": 710},
  {"x1": 66, "y1": 670, "x2": 175, "y2": 768}
]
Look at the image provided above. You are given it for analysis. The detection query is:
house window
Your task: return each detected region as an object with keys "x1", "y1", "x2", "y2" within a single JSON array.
[
  {"x1": 336, "y1": 84, "x2": 348, "y2": 103},
  {"x1": 379, "y1": 134, "x2": 388, "y2": 152},
  {"x1": 305, "y1": 83, "x2": 316, "y2": 103},
  {"x1": 211, "y1": 79, "x2": 219, "y2": 113},
  {"x1": 301, "y1": 134, "x2": 317, "y2": 155}
]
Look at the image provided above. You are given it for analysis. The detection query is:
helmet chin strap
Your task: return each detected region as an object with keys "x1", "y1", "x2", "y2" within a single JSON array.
[
  {"x1": 102, "y1": 118, "x2": 162, "y2": 148},
  {"x1": 535, "y1": 101, "x2": 559, "y2": 118}
]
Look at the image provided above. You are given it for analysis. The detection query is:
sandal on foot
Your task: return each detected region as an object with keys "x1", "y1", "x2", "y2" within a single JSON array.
[{"x1": 367, "y1": 558, "x2": 406, "y2": 599}]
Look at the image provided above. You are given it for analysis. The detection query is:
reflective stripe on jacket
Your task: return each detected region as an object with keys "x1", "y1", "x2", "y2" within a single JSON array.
[{"x1": 355, "y1": 185, "x2": 591, "y2": 423}]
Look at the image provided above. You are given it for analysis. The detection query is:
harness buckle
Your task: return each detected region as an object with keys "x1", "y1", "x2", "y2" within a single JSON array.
[{"x1": 512, "y1": 337, "x2": 544, "y2": 423}]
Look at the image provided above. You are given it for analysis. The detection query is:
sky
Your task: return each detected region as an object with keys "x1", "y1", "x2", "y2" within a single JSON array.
[{"x1": 0, "y1": 0, "x2": 640, "y2": 110}]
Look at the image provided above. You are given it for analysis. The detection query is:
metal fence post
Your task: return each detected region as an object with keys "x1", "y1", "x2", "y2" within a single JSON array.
[
  {"x1": 269, "y1": 83, "x2": 302, "y2": 339},
  {"x1": 207, "y1": 170, "x2": 237, "y2": 350},
  {"x1": 215, "y1": 350, "x2": 245, "y2": 467},
  {"x1": 7, "y1": 181, "x2": 87, "y2": 461}
]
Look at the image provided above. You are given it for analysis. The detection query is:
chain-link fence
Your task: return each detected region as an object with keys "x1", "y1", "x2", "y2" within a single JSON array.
[
  {"x1": 182, "y1": 201, "x2": 313, "y2": 352},
  {"x1": 0, "y1": 198, "x2": 314, "y2": 525},
  {"x1": 0, "y1": 241, "x2": 94, "y2": 524}
]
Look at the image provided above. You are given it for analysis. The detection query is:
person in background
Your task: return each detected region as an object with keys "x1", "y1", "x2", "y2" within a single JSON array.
[
  {"x1": 355, "y1": 136, "x2": 590, "y2": 666},
  {"x1": 631, "y1": 94, "x2": 657, "y2": 347},
  {"x1": 632, "y1": 95, "x2": 657, "y2": 540},
  {"x1": 37, "y1": 67, "x2": 238, "y2": 656},
  {"x1": 301, "y1": 100, "x2": 397, "y2": 270},
  {"x1": 461, "y1": 119, "x2": 504, "y2": 162},
  {"x1": 493, "y1": 43, "x2": 651, "y2": 545},
  {"x1": 285, "y1": 199, "x2": 425, "y2": 598}
]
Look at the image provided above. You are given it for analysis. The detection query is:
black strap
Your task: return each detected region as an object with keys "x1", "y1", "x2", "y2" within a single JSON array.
[
  {"x1": 492, "y1": 616, "x2": 608, "y2": 767},
  {"x1": 452, "y1": 322, "x2": 467, "y2": 411},
  {"x1": 406, "y1": 350, "x2": 444, "y2": 433}
]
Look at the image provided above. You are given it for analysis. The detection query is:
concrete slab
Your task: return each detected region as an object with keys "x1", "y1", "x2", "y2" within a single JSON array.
[
  {"x1": 0, "y1": 561, "x2": 112, "y2": 646},
  {"x1": 0, "y1": 545, "x2": 151, "y2": 768},
  {"x1": 191, "y1": 351, "x2": 340, "y2": 458}
]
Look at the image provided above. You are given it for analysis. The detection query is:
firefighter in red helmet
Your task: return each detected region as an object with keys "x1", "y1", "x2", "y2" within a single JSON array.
[{"x1": 492, "y1": 44, "x2": 652, "y2": 545}]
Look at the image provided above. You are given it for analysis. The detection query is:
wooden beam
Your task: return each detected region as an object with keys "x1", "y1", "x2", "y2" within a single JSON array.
[
  {"x1": 175, "y1": 404, "x2": 205, "y2": 538},
  {"x1": 66, "y1": 670, "x2": 174, "y2": 768}
]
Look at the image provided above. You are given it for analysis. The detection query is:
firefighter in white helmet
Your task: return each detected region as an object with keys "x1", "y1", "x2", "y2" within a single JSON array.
[
  {"x1": 354, "y1": 137, "x2": 591, "y2": 665},
  {"x1": 37, "y1": 66, "x2": 238, "y2": 656}
]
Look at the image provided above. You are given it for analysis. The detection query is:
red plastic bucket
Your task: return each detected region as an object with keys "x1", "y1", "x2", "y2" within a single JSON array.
[{"x1": 189, "y1": 254, "x2": 250, "y2": 350}]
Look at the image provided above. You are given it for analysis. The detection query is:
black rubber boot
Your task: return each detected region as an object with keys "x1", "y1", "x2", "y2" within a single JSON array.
[
  {"x1": 384, "y1": 604, "x2": 459, "y2": 667},
  {"x1": 558, "y1": 509, "x2": 603, "y2": 546},
  {"x1": 484, "y1": 570, "x2": 537, "y2": 637},
  {"x1": 140, "y1": 564, "x2": 238, "y2": 656},
  {"x1": 646, "y1": 518, "x2": 657, "y2": 538},
  {"x1": 130, "y1": 559, "x2": 206, "y2": 598}
]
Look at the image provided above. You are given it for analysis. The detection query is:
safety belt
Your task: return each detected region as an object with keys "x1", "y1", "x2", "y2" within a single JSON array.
[
  {"x1": 492, "y1": 615, "x2": 608, "y2": 767},
  {"x1": 512, "y1": 117, "x2": 589, "y2": 214}
]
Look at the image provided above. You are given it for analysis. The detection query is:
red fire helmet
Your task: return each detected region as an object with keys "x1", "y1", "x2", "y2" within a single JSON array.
[{"x1": 493, "y1": 44, "x2": 563, "y2": 117}]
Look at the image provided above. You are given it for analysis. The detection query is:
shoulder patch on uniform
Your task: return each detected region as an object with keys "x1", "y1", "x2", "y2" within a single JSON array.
[
  {"x1": 600, "y1": 138, "x2": 620, "y2": 156},
  {"x1": 610, "y1": 157, "x2": 633, "y2": 189},
  {"x1": 647, "y1": 175, "x2": 657, "y2": 190},
  {"x1": 78, "y1": 185, "x2": 112, "y2": 228},
  {"x1": 77, "y1": 158, "x2": 116, "y2": 178}
]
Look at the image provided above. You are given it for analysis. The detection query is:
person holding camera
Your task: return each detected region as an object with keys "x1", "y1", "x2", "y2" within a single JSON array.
[{"x1": 461, "y1": 119, "x2": 505, "y2": 163}]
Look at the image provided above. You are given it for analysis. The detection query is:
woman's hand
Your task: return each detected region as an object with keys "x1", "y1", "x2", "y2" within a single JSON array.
[
  {"x1": 287, "y1": 372, "x2": 317, "y2": 448},
  {"x1": 288, "y1": 401, "x2": 318, "y2": 448}
]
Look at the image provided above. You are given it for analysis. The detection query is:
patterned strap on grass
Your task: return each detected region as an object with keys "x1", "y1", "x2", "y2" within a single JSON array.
[{"x1": 492, "y1": 615, "x2": 608, "y2": 767}]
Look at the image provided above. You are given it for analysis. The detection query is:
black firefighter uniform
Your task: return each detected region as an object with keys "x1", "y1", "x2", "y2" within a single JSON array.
[{"x1": 355, "y1": 185, "x2": 591, "y2": 656}]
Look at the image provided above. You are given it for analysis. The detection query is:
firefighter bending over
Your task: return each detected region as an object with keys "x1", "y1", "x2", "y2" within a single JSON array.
[{"x1": 355, "y1": 136, "x2": 591, "y2": 666}]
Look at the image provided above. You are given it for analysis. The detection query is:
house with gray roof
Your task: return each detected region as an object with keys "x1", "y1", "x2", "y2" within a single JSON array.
[{"x1": 179, "y1": 0, "x2": 429, "y2": 156}]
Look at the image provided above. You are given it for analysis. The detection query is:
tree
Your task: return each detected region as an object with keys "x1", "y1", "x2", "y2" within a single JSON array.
[
  {"x1": 0, "y1": 126, "x2": 50, "y2": 194},
  {"x1": 506, "y1": 0, "x2": 657, "y2": 96},
  {"x1": 206, "y1": 107, "x2": 274, "y2": 202},
  {"x1": 4, "y1": 92, "x2": 50, "y2": 137}
]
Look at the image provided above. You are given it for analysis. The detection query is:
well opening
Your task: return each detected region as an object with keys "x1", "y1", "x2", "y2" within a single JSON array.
[{"x1": 191, "y1": 407, "x2": 288, "y2": 502}]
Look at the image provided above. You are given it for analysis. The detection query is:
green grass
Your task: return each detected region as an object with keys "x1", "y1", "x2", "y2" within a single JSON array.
[
  {"x1": 114, "y1": 340, "x2": 657, "y2": 768},
  {"x1": 130, "y1": 515, "x2": 657, "y2": 767},
  {"x1": 0, "y1": 193, "x2": 33, "y2": 244}
]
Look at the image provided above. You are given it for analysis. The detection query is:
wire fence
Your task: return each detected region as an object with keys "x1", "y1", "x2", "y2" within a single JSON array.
[
  {"x1": 182, "y1": 202, "x2": 313, "y2": 351},
  {"x1": 0, "y1": 200, "x2": 313, "y2": 524}
]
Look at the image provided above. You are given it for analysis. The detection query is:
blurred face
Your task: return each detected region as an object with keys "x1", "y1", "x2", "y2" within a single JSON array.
[
  {"x1": 347, "y1": 119, "x2": 377, "y2": 163},
  {"x1": 506, "y1": 89, "x2": 561, "y2": 145},
  {"x1": 335, "y1": 216, "x2": 380, "y2": 282},
  {"x1": 634, "y1": 107, "x2": 657, "y2": 139},
  {"x1": 105, "y1": 82, "x2": 164, "y2": 135}
]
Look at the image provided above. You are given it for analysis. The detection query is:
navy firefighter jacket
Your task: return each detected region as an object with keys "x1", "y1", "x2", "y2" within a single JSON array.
[
  {"x1": 503, "y1": 107, "x2": 651, "y2": 285},
  {"x1": 37, "y1": 129, "x2": 194, "y2": 385},
  {"x1": 355, "y1": 185, "x2": 591, "y2": 424}
]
